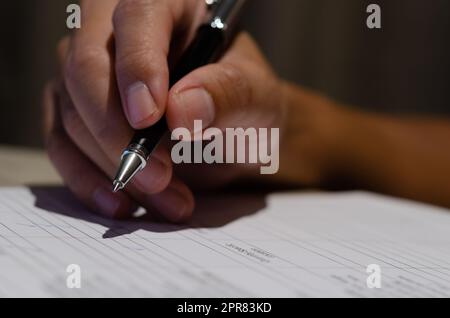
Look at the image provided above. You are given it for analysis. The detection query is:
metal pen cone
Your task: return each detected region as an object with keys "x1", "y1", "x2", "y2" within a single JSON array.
[
  {"x1": 112, "y1": 181, "x2": 123, "y2": 193},
  {"x1": 112, "y1": 150, "x2": 147, "y2": 192}
]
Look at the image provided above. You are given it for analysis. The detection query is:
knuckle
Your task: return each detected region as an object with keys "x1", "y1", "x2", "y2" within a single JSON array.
[
  {"x1": 116, "y1": 49, "x2": 169, "y2": 90},
  {"x1": 113, "y1": 0, "x2": 135, "y2": 24},
  {"x1": 116, "y1": 48, "x2": 150, "y2": 73},
  {"x1": 214, "y1": 63, "x2": 252, "y2": 110},
  {"x1": 113, "y1": 0, "x2": 154, "y2": 27},
  {"x1": 116, "y1": 47, "x2": 168, "y2": 79},
  {"x1": 64, "y1": 45, "x2": 109, "y2": 88}
]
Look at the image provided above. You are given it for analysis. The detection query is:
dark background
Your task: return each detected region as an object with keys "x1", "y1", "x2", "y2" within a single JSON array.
[{"x1": 1, "y1": 0, "x2": 449, "y2": 147}]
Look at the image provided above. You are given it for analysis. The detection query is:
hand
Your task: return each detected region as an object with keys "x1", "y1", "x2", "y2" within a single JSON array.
[{"x1": 44, "y1": 0, "x2": 341, "y2": 222}]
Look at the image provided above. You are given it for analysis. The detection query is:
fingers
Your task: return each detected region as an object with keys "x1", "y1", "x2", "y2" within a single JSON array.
[
  {"x1": 58, "y1": 83, "x2": 173, "y2": 195},
  {"x1": 62, "y1": 0, "x2": 173, "y2": 194},
  {"x1": 56, "y1": 82, "x2": 192, "y2": 222},
  {"x1": 145, "y1": 178, "x2": 195, "y2": 223},
  {"x1": 166, "y1": 33, "x2": 283, "y2": 133},
  {"x1": 112, "y1": 0, "x2": 202, "y2": 129},
  {"x1": 44, "y1": 82, "x2": 135, "y2": 219},
  {"x1": 45, "y1": 81, "x2": 194, "y2": 222},
  {"x1": 64, "y1": 0, "x2": 132, "y2": 161},
  {"x1": 48, "y1": 129, "x2": 136, "y2": 220},
  {"x1": 49, "y1": 0, "x2": 201, "y2": 222}
]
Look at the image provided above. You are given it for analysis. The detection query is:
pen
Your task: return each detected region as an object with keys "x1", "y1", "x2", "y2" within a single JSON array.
[{"x1": 113, "y1": 0, "x2": 248, "y2": 193}]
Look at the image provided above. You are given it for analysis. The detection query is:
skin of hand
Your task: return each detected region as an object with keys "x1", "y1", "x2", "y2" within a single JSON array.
[
  {"x1": 43, "y1": 0, "x2": 342, "y2": 222},
  {"x1": 44, "y1": 0, "x2": 450, "y2": 222}
]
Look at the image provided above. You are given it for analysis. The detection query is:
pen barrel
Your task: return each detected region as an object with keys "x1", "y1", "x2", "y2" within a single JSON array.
[
  {"x1": 130, "y1": 120, "x2": 168, "y2": 160},
  {"x1": 128, "y1": 0, "x2": 248, "y2": 157},
  {"x1": 170, "y1": 26, "x2": 225, "y2": 87},
  {"x1": 129, "y1": 25, "x2": 226, "y2": 155},
  {"x1": 213, "y1": 0, "x2": 248, "y2": 30}
]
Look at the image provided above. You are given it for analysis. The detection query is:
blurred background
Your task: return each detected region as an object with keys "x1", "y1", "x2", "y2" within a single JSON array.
[{"x1": 1, "y1": 0, "x2": 449, "y2": 148}]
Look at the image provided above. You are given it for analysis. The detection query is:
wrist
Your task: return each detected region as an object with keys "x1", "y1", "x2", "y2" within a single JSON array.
[{"x1": 274, "y1": 82, "x2": 350, "y2": 187}]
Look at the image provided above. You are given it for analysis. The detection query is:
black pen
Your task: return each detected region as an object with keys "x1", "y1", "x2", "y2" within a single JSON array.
[{"x1": 113, "y1": 0, "x2": 248, "y2": 192}]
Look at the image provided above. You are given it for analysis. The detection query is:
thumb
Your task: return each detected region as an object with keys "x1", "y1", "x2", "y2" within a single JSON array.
[{"x1": 166, "y1": 34, "x2": 281, "y2": 133}]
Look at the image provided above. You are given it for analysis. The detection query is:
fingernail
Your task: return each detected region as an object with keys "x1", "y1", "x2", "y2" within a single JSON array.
[
  {"x1": 174, "y1": 88, "x2": 215, "y2": 132},
  {"x1": 93, "y1": 187, "x2": 121, "y2": 217},
  {"x1": 126, "y1": 82, "x2": 158, "y2": 127},
  {"x1": 134, "y1": 157, "x2": 170, "y2": 193},
  {"x1": 149, "y1": 186, "x2": 188, "y2": 222}
]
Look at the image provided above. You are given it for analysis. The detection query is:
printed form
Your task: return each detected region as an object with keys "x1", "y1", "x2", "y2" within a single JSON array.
[{"x1": 1, "y1": 186, "x2": 450, "y2": 297}]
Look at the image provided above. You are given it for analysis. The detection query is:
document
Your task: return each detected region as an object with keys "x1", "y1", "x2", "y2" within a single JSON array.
[{"x1": 1, "y1": 186, "x2": 450, "y2": 297}]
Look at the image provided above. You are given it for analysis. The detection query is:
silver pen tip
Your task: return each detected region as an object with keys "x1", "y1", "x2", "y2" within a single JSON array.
[{"x1": 112, "y1": 181, "x2": 124, "y2": 193}]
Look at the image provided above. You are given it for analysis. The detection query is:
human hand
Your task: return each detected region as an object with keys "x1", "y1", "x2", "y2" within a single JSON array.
[{"x1": 44, "y1": 0, "x2": 340, "y2": 222}]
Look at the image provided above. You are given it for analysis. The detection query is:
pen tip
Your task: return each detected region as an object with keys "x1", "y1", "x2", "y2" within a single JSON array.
[{"x1": 112, "y1": 181, "x2": 123, "y2": 193}]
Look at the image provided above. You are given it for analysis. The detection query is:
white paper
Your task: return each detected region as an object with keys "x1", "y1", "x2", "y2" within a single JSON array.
[{"x1": 1, "y1": 186, "x2": 450, "y2": 297}]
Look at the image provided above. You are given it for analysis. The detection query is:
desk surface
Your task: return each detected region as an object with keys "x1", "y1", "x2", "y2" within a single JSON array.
[{"x1": 0, "y1": 145, "x2": 61, "y2": 186}]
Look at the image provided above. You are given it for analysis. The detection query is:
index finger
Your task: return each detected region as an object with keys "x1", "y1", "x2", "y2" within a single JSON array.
[{"x1": 112, "y1": 0, "x2": 205, "y2": 129}]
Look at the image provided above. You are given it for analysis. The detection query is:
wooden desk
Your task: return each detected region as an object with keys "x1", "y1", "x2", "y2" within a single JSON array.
[{"x1": 0, "y1": 145, "x2": 61, "y2": 186}]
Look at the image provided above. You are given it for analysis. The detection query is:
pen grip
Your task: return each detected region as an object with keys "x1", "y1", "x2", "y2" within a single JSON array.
[
  {"x1": 129, "y1": 25, "x2": 226, "y2": 157},
  {"x1": 169, "y1": 25, "x2": 225, "y2": 86}
]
